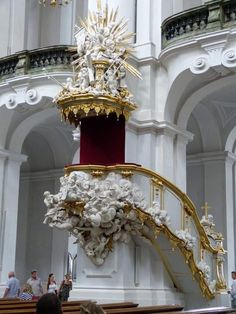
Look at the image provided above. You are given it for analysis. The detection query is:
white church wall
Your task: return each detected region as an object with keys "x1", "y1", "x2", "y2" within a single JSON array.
[
  {"x1": 186, "y1": 163, "x2": 205, "y2": 218},
  {"x1": 71, "y1": 239, "x2": 183, "y2": 305}
]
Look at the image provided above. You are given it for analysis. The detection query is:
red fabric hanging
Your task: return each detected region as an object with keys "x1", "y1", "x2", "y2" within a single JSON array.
[{"x1": 80, "y1": 113, "x2": 125, "y2": 165}]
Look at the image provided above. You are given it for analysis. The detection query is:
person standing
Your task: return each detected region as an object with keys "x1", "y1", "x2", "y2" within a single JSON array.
[
  {"x1": 47, "y1": 273, "x2": 58, "y2": 294},
  {"x1": 58, "y1": 274, "x2": 72, "y2": 301},
  {"x1": 27, "y1": 269, "x2": 43, "y2": 299},
  {"x1": 3, "y1": 271, "x2": 20, "y2": 298},
  {"x1": 229, "y1": 271, "x2": 236, "y2": 308}
]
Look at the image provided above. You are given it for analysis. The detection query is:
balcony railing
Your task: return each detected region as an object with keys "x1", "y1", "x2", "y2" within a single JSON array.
[
  {"x1": 162, "y1": 0, "x2": 236, "y2": 49},
  {"x1": 0, "y1": 45, "x2": 76, "y2": 82}
]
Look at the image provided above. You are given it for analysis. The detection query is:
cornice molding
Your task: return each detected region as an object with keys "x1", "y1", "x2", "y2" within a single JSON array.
[
  {"x1": 133, "y1": 42, "x2": 159, "y2": 65},
  {"x1": 187, "y1": 151, "x2": 236, "y2": 165},
  {"x1": 127, "y1": 119, "x2": 193, "y2": 141},
  {"x1": 21, "y1": 168, "x2": 64, "y2": 182},
  {"x1": 0, "y1": 149, "x2": 27, "y2": 163}
]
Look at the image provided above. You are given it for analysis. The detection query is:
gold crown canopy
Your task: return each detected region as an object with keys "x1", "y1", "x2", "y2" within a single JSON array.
[{"x1": 54, "y1": 0, "x2": 141, "y2": 125}]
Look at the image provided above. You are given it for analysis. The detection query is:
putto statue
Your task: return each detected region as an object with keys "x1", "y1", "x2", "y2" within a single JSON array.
[
  {"x1": 54, "y1": 0, "x2": 141, "y2": 125},
  {"x1": 43, "y1": 171, "x2": 172, "y2": 265}
]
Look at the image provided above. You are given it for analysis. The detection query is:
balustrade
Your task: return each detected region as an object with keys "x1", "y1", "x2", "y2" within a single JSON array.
[
  {"x1": 0, "y1": 45, "x2": 76, "y2": 82},
  {"x1": 162, "y1": 0, "x2": 236, "y2": 49}
]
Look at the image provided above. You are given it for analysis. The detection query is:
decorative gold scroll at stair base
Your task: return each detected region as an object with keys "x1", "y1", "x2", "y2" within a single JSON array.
[
  {"x1": 57, "y1": 93, "x2": 137, "y2": 125},
  {"x1": 64, "y1": 163, "x2": 227, "y2": 298}
]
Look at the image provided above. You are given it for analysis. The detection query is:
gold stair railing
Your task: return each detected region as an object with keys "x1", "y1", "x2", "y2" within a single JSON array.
[{"x1": 65, "y1": 163, "x2": 227, "y2": 299}]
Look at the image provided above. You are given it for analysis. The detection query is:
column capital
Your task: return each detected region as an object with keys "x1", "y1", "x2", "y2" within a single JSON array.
[
  {"x1": 0, "y1": 149, "x2": 27, "y2": 163},
  {"x1": 128, "y1": 119, "x2": 194, "y2": 142},
  {"x1": 187, "y1": 151, "x2": 236, "y2": 166}
]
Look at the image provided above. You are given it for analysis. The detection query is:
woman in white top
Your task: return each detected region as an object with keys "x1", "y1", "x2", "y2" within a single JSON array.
[{"x1": 47, "y1": 273, "x2": 58, "y2": 294}]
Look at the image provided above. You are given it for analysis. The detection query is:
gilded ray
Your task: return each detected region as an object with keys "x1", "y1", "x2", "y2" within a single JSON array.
[
  {"x1": 89, "y1": 10, "x2": 93, "y2": 23},
  {"x1": 111, "y1": 17, "x2": 125, "y2": 34},
  {"x1": 114, "y1": 20, "x2": 129, "y2": 36},
  {"x1": 109, "y1": 8, "x2": 114, "y2": 23},
  {"x1": 79, "y1": 18, "x2": 90, "y2": 33},
  {"x1": 104, "y1": 4, "x2": 108, "y2": 27},
  {"x1": 113, "y1": 6, "x2": 119, "y2": 22},
  {"x1": 97, "y1": 0, "x2": 101, "y2": 11},
  {"x1": 123, "y1": 61, "x2": 142, "y2": 79}
]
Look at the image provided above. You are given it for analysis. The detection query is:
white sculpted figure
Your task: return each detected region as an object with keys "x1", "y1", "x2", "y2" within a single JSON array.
[
  {"x1": 105, "y1": 68, "x2": 119, "y2": 96},
  {"x1": 63, "y1": 77, "x2": 78, "y2": 93},
  {"x1": 146, "y1": 201, "x2": 170, "y2": 226},
  {"x1": 43, "y1": 171, "x2": 149, "y2": 265},
  {"x1": 54, "y1": 1, "x2": 140, "y2": 108},
  {"x1": 76, "y1": 67, "x2": 89, "y2": 92},
  {"x1": 175, "y1": 229, "x2": 196, "y2": 250}
]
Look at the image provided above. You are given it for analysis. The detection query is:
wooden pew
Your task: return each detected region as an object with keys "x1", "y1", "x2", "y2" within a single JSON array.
[
  {"x1": 0, "y1": 301, "x2": 139, "y2": 313},
  {"x1": 0, "y1": 301, "x2": 138, "y2": 311},
  {"x1": 157, "y1": 307, "x2": 236, "y2": 314},
  {"x1": 0, "y1": 304, "x2": 183, "y2": 314},
  {"x1": 105, "y1": 305, "x2": 184, "y2": 314}
]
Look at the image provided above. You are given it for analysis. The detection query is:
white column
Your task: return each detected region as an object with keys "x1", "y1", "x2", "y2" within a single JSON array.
[
  {"x1": 11, "y1": 0, "x2": 28, "y2": 54},
  {"x1": 40, "y1": 3, "x2": 61, "y2": 46},
  {"x1": 225, "y1": 156, "x2": 236, "y2": 281},
  {"x1": 27, "y1": 0, "x2": 41, "y2": 50},
  {"x1": 155, "y1": 129, "x2": 175, "y2": 182},
  {"x1": 174, "y1": 133, "x2": 193, "y2": 192},
  {"x1": 133, "y1": 63, "x2": 156, "y2": 120},
  {"x1": 136, "y1": 0, "x2": 151, "y2": 44},
  {"x1": 136, "y1": 0, "x2": 161, "y2": 56},
  {"x1": 0, "y1": 151, "x2": 8, "y2": 279},
  {"x1": 1, "y1": 150, "x2": 27, "y2": 283},
  {"x1": 60, "y1": 1, "x2": 74, "y2": 44},
  {"x1": 203, "y1": 152, "x2": 236, "y2": 283},
  {"x1": 0, "y1": 0, "x2": 28, "y2": 56},
  {"x1": 0, "y1": 1, "x2": 11, "y2": 57}
]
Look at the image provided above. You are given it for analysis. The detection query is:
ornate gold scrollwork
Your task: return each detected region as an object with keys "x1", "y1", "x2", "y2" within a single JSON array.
[
  {"x1": 120, "y1": 170, "x2": 133, "y2": 178},
  {"x1": 91, "y1": 170, "x2": 104, "y2": 177},
  {"x1": 62, "y1": 164, "x2": 225, "y2": 299}
]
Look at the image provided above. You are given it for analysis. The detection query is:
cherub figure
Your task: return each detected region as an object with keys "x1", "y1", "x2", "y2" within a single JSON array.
[
  {"x1": 63, "y1": 77, "x2": 78, "y2": 92},
  {"x1": 76, "y1": 67, "x2": 89, "y2": 92},
  {"x1": 105, "y1": 68, "x2": 119, "y2": 95}
]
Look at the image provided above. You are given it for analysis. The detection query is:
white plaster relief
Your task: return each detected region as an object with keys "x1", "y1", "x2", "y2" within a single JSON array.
[
  {"x1": 175, "y1": 229, "x2": 196, "y2": 250},
  {"x1": 222, "y1": 49, "x2": 236, "y2": 68},
  {"x1": 25, "y1": 89, "x2": 42, "y2": 105},
  {"x1": 190, "y1": 56, "x2": 210, "y2": 74},
  {"x1": 43, "y1": 171, "x2": 171, "y2": 266}
]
